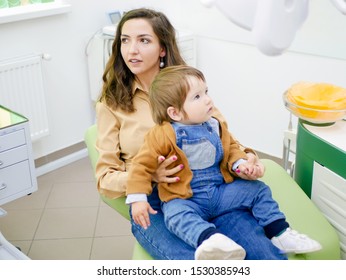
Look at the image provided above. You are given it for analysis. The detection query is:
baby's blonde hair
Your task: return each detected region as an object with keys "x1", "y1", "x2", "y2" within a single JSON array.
[{"x1": 149, "y1": 65, "x2": 206, "y2": 124}]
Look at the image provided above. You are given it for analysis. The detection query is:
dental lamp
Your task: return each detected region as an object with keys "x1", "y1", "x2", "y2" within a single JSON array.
[{"x1": 200, "y1": 0, "x2": 346, "y2": 56}]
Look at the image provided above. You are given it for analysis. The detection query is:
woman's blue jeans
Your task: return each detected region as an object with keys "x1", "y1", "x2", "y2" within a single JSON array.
[
  {"x1": 162, "y1": 178, "x2": 286, "y2": 249},
  {"x1": 130, "y1": 186, "x2": 287, "y2": 260}
]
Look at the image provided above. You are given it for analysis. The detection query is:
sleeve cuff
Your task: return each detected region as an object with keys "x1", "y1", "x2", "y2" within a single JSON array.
[
  {"x1": 125, "y1": 194, "x2": 148, "y2": 204},
  {"x1": 232, "y1": 158, "x2": 247, "y2": 171}
]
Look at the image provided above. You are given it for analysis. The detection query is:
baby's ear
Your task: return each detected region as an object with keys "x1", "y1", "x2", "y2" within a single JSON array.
[{"x1": 167, "y1": 106, "x2": 182, "y2": 121}]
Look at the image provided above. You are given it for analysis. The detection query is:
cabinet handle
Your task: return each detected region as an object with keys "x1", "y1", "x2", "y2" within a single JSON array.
[{"x1": 0, "y1": 183, "x2": 7, "y2": 190}]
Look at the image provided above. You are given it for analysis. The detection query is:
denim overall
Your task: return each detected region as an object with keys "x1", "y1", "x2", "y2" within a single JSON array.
[{"x1": 161, "y1": 118, "x2": 287, "y2": 249}]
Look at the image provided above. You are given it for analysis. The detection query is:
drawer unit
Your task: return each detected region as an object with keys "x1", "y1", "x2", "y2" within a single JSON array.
[
  {"x1": 0, "y1": 105, "x2": 37, "y2": 208},
  {"x1": 0, "y1": 105, "x2": 37, "y2": 260}
]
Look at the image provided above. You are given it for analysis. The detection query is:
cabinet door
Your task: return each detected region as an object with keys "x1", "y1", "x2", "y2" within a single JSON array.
[
  {"x1": 311, "y1": 161, "x2": 346, "y2": 259},
  {"x1": 0, "y1": 160, "x2": 33, "y2": 205}
]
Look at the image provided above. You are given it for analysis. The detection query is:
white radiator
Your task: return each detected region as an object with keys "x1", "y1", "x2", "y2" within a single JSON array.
[{"x1": 0, "y1": 54, "x2": 50, "y2": 141}]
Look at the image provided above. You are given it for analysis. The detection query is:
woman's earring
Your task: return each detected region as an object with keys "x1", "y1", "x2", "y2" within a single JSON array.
[{"x1": 159, "y1": 57, "x2": 165, "y2": 68}]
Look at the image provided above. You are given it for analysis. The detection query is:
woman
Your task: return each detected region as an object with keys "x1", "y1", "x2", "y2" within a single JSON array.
[{"x1": 95, "y1": 8, "x2": 286, "y2": 260}]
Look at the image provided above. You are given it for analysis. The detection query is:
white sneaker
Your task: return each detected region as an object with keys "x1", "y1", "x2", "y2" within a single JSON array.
[
  {"x1": 195, "y1": 233, "x2": 246, "y2": 260},
  {"x1": 271, "y1": 228, "x2": 322, "y2": 254}
]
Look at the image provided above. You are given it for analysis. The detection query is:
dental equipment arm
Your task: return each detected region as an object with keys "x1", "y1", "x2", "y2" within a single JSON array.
[
  {"x1": 331, "y1": 0, "x2": 346, "y2": 14},
  {"x1": 201, "y1": 0, "x2": 346, "y2": 56}
]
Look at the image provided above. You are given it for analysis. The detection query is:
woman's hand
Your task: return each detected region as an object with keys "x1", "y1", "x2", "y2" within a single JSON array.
[
  {"x1": 236, "y1": 153, "x2": 265, "y2": 180},
  {"x1": 152, "y1": 155, "x2": 183, "y2": 183},
  {"x1": 131, "y1": 201, "x2": 157, "y2": 230}
]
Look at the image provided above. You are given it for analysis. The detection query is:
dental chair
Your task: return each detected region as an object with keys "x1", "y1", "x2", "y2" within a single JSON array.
[{"x1": 84, "y1": 124, "x2": 340, "y2": 260}]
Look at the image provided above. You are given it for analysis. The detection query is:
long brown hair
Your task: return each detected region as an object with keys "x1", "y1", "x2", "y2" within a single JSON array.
[{"x1": 100, "y1": 8, "x2": 186, "y2": 112}]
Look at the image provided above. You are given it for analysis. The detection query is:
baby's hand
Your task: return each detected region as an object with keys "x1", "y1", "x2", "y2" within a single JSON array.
[
  {"x1": 236, "y1": 161, "x2": 264, "y2": 180},
  {"x1": 131, "y1": 201, "x2": 157, "y2": 229}
]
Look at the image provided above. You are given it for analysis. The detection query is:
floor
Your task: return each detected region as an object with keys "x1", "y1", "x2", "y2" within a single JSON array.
[{"x1": 0, "y1": 157, "x2": 136, "y2": 260}]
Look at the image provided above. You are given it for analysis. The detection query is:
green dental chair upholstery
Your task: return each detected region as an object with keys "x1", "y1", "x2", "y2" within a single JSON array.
[{"x1": 84, "y1": 124, "x2": 340, "y2": 260}]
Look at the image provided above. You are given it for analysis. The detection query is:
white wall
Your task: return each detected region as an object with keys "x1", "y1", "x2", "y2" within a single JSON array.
[
  {"x1": 179, "y1": 0, "x2": 346, "y2": 158},
  {"x1": 0, "y1": 0, "x2": 181, "y2": 159},
  {"x1": 1, "y1": 0, "x2": 345, "y2": 161}
]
